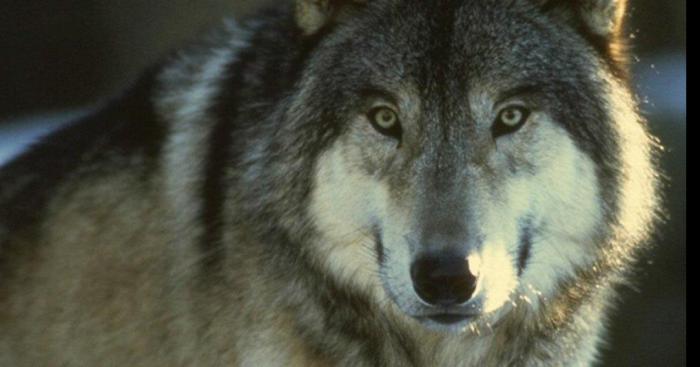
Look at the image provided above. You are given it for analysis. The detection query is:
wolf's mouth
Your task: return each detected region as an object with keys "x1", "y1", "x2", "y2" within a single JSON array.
[{"x1": 423, "y1": 313, "x2": 476, "y2": 325}]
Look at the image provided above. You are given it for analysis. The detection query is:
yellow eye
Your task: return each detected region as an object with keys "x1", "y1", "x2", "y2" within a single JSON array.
[
  {"x1": 368, "y1": 107, "x2": 402, "y2": 138},
  {"x1": 500, "y1": 107, "x2": 524, "y2": 127},
  {"x1": 492, "y1": 106, "x2": 530, "y2": 137},
  {"x1": 373, "y1": 107, "x2": 398, "y2": 129}
]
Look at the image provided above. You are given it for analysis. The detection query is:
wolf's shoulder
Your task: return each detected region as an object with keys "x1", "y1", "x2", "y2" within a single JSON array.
[
  {"x1": 0, "y1": 9, "x2": 299, "y2": 236},
  {"x1": 0, "y1": 65, "x2": 167, "y2": 234}
]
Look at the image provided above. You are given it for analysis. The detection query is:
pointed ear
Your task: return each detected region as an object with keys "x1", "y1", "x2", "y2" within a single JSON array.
[
  {"x1": 539, "y1": 0, "x2": 628, "y2": 38},
  {"x1": 295, "y1": 0, "x2": 368, "y2": 35}
]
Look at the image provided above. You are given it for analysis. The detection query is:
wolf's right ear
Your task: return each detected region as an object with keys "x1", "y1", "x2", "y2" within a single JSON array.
[
  {"x1": 535, "y1": 0, "x2": 630, "y2": 71},
  {"x1": 295, "y1": 0, "x2": 368, "y2": 35},
  {"x1": 536, "y1": 0, "x2": 628, "y2": 38}
]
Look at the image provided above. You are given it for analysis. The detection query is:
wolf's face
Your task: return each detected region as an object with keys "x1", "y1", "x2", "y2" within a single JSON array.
[{"x1": 299, "y1": 0, "x2": 628, "y2": 333}]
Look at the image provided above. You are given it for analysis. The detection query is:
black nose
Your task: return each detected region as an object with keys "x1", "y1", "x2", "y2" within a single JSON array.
[{"x1": 410, "y1": 253, "x2": 478, "y2": 306}]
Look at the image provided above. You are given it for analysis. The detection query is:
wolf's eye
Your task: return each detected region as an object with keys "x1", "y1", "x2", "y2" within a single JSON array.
[
  {"x1": 492, "y1": 106, "x2": 530, "y2": 137},
  {"x1": 368, "y1": 107, "x2": 402, "y2": 138}
]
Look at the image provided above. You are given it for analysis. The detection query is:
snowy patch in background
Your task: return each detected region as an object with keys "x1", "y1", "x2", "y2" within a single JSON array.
[
  {"x1": 0, "y1": 108, "x2": 93, "y2": 166},
  {"x1": 634, "y1": 52, "x2": 686, "y2": 121}
]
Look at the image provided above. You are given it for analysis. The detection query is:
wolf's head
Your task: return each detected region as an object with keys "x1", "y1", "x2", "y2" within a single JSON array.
[{"x1": 273, "y1": 0, "x2": 657, "y2": 333}]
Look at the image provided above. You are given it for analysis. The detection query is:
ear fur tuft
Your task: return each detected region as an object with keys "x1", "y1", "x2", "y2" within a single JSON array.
[
  {"x1": 539, "y1": 0, "x2": 631, "y2": 76},
  {"x1": 295, "y1": 0, "x2": 368, "y2": 35}
]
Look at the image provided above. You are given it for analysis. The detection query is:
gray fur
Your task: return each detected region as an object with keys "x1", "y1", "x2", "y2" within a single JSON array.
[{"x1": 0, "y1": 1, "x2": 659, "y2": 366}]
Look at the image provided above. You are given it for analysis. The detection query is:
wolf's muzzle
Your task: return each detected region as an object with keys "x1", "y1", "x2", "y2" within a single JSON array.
[{"x1": 410, "y1": 252, "x2": 478, "y2": 307}]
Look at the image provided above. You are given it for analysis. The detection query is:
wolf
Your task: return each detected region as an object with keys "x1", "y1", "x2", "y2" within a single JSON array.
[{"x1": 0, "y1": 0, "x2": 660, "y2": 366}]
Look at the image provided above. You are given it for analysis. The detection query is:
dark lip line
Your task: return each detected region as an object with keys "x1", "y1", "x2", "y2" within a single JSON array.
[
  {"x1": 411, "y1": 299, "x2": 484, "y2": 318},
  {"x1": 413, "y1": 311, "x2": 481, "y2": 318},
  {"x1": 418, "y1": 313, "x2": 479, "y2": 325}
]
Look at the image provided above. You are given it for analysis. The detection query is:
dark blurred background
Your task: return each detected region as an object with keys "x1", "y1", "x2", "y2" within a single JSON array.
[{"x1": 0, "y1": 1, "x2": 685, "y2": 365}]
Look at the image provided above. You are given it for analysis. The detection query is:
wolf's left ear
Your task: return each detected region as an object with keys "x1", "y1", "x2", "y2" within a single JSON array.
[
  {"x1": 538, "y1": 0, "x2": 628, "y2": 38},
  {"x1": 295, "y1": 0, "x2": 368, "y2": 35}
]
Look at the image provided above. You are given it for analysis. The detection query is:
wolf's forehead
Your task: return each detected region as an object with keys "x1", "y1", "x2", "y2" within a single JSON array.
[{"x1": 361, "y1": 0, "x2": 570, "y2": 89}]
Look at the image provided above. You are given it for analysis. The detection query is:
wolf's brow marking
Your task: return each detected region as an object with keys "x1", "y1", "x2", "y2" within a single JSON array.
[{"x1": 494, "y1": 84, "x2": 544, "y2": 105}]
